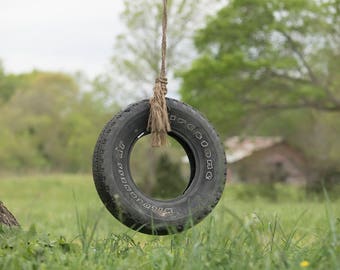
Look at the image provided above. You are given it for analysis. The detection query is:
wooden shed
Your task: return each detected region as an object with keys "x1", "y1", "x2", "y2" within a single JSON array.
[{"x1": 225, "y1": 137, "x2": 307, "y2": 185}]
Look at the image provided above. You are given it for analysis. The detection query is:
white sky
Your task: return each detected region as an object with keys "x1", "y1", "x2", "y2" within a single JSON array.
[{"x1": 0, "y1": 0, "x2": 124, "y2": 78}]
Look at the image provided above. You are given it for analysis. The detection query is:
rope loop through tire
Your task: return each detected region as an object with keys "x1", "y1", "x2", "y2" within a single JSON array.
[{"x1": 93, "y1": 98, "x2": 227, "y2": 235}]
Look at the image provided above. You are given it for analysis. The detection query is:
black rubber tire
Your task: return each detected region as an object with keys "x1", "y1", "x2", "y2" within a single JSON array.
[{"x1": 92, "y1": 98, "x2": 226, "y2": 235}]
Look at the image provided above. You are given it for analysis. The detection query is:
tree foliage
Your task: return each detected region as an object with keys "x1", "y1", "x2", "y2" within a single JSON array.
[
  {"x1": 0, "y1": 63, "x2": 25, "y2": 103},
  {"x1": 0, "y1": 70, "x2": 116, "y2": 173},
  {"x1": 110, "y1": 0, "x2": 223, "y2": 104},
  {"x1": 180, "y1": 0, "x2": 340, "y2": 133}
]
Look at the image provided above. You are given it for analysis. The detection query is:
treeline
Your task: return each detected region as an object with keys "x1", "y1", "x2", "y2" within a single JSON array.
[
  {"x1": 1, "y1": 0, "x2": 340, "y2": 188},
  {"x1": 0, "y1": 66, "x2": 117, "y2": 173}
]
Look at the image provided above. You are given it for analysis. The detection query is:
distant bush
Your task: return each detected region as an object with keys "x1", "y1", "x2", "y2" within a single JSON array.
[
  {"x1": 230, "y1": 182, "x2": 340, "y2": 202},
  {"x1": 231, "y1": 183, "x2": 306, "y2": 202},
  {"x1": 151, "y1": 153, "x2": 187, "y2": 200},
  {"x1": 305, "y1": 173, "x2": 340, "y2": 201}
]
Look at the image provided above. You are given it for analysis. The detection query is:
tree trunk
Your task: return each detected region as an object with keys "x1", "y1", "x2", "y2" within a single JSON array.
[{"x1": 0, "y1": 201, "x2": 19, "y2": 227}]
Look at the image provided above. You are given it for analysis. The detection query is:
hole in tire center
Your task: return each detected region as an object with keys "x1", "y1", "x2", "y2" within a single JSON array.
[{"x1": 129, "y1": 134, "x2": 192, "y2": 201}]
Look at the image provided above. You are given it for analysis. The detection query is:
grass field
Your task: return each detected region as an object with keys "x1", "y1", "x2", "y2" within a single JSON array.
[{"x1": 0, "y1": 175, "x2": 339, "y2": 269}]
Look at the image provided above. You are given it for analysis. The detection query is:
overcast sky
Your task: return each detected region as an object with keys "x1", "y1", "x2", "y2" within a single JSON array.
[{"x1": 0, "y1": 0, "x2": 124, "y2": 78}]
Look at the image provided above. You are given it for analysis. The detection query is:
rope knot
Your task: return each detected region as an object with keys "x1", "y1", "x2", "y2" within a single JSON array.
[
  {"x1": 148, "y1": 76, "x2": 171, "y2": 147},
  {"x1": 156, "y1": 77, "x2": 168, "y2": 95}
]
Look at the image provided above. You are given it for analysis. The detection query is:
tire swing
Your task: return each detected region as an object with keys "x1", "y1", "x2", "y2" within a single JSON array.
[{"x1": 92, "y1": 0, "x2": 226, "y2": 235}]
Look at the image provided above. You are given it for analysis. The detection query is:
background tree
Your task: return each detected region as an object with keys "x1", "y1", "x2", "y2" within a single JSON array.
[
  {"x1": 109, "y1": 0, "x2": 224, "y2": 105},
  {"x1": 180, "y1": 0, "x2": 340, "y2": 133},
  {"x1": 179, "y1": 0, "x2": 340, "y2": 185}
]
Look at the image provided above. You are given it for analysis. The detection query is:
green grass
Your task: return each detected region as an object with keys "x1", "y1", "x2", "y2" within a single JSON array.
[{"x1": 0, "y1": 175, "x2": 339, "y2": 269}]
